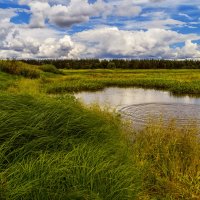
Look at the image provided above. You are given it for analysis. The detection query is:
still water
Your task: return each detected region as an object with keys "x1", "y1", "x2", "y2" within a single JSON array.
[{"x1": 75, "y1": 87, "x2": 200, "y2": 128}]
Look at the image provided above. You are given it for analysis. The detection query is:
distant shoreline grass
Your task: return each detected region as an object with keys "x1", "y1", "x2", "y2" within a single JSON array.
[{"x1": 45, "y1": 69, "x2": 200, "y2": 96}]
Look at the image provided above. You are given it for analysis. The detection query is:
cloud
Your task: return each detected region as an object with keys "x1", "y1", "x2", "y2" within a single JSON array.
[
  {"x1": 38, "y1": 35, "x2": 75, "y2": 58},
  {"x1": 145, "y1": 0, "x2": 200, "y2": 7},
  {"x1": 19, "y1": 0, "x2": 70, "y2": 5},
  {"x1": 1, "y1": 23, "x2": 200, "y2": 59},
  {"x1": 19, "y1": 0, "x2": 142, "y2": 28},
  {"x1": 0, "y1": 8, "x2": 18, "y2": 23},
  {"x1": 0, "y1": 20, "x2": 79, "y2": 59},
  {"x1": 28, "y1": 2, "x2": 50, "y2": 28},
  {"x1": 179, "y1": 13, "x2": 193, "y2": 20},
  {"x1": 149, "y1": 0, "x2": 165, "y2": 2},
  {"x1": 73, "y1": 27, "x2": 200, "y2": 59},
  {"x1": 176, "y1": 40, "x2": 200, "y2": 59},
  {"x1": 114, "y1": 5, "x2": 141, "y2": 17},
  {"x1": 1, "y1": 0, "x2": 200, "y2": 60},
  {"x1": 0, "y1": 8, "x2": 18, "y2": 47},
  {"x1": 24, "y1": 0, "x2": 110, "y2": 28},
  {"x1": 47, "y1": 1, "x2": 95, "y2": 28},
  {"x1": 1, "y1": 33, "x2": 78, "y2": 59},
  {"x1": 134, "y1": 11, "x2": 186, "y2": 30},
  {"x1": 125, "y1": 19, "x2": 186, "y2": 30}
]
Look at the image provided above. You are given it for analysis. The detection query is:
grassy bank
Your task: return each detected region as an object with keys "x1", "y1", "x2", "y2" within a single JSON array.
[
  {"x1": 44, "y1": 69, "x2": 200, "y2": 96},
  {"x1": 0, "y1": 93, "x2": 199, "y2": 199},
  {"x1": 0, "y1": 61, "x2": 200, "y2": 199},
  {"x1": 0, "y1": 93, "x2": 140, "y2": 199}
]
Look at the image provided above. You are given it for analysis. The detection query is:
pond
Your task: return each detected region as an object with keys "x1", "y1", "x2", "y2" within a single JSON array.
[{"x1": 75, "y1": 87, "x2": 200, "y2": 129}]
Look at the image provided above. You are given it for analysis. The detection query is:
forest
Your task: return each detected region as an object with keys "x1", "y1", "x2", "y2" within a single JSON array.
[{"x1": 21, "y1": 59, "x2": 200, "y2": 69}]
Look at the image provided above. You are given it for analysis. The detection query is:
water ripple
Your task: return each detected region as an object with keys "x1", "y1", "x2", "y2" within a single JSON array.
[{"x1": 119, "y1": 103, "x2": 200, "y2": 127}]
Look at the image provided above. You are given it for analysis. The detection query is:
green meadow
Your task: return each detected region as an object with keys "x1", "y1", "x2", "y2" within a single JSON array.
[{"x1": 0, "y1": 61, "x2": 199, "y2": 199}]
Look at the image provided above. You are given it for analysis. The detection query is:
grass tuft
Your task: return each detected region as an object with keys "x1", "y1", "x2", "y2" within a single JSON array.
[{"x1": 131, "y1": 121, "x2": 200, "y2": 199}]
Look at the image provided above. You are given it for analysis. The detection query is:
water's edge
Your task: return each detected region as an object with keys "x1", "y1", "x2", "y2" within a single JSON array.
[{"x1": 75, "y1": 87, "x2": 200, "y2": 128}]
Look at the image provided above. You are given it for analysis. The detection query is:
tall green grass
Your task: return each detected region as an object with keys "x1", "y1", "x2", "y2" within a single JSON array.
[
  {"x1": 0, "y1": 71, "x2": 18, "y2": 91},
  {"x1": 0, "y1": 93, "x2": 140, "y2": 199},
  {"x1": 0, "y1": 92, "x2": 199, "y2": 199},
  {"x1": 131, "y1": 121, "x2": 200, "y2": 199}
]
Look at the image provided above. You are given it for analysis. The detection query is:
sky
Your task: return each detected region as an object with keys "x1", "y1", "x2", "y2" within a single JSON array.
[{"x1": 0, "y1": 0, "x2": 200, "y2": 59}]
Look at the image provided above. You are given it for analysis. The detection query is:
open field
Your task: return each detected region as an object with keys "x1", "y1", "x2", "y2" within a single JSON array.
[{"x1": 0, "y1": 61, "x2": 200, "y2": 199}]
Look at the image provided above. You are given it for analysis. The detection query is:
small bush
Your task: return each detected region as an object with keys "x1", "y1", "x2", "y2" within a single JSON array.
[
  {"x1": 0, "y1": 61, "x2": 40, "y2": 79},
  {"x1": 107, "y1": 62, "x2": 116, "y2": 69},
  {"x1": 39, "y1": 64, "x2": 63, "y2": 74}
]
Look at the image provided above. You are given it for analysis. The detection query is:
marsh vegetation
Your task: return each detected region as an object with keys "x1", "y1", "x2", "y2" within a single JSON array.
[{"x1": 0, "y1": 60, "x2": 199, "y2": 199}]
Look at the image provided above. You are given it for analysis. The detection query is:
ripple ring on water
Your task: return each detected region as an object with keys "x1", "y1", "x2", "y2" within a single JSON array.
[{"x1": 119, "y1": 103, "x2": 200, "y2": 127}]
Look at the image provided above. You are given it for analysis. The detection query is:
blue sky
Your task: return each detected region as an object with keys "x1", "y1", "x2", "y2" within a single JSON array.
[{"x1": 0, "y1": 0, "x2": 200, "y2": 59}]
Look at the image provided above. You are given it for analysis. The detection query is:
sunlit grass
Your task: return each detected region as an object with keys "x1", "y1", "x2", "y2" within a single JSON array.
[
  {"x1": 0, "y1": 63, "x2": 199, "y2": 199},
  {"x1": 0, "y1": 93, "x2": 199, "y2": 199},
  {"x1": 1, "y1": 62, "x2": 200, "y2": 96},
  {"x1": 42, "y1": 69, "x2": 200, "y2": 96},
  {"x1": 0, "y1": 71, "x2": 18, "y2": 91},
  {"x1": 130, "y1": 120, "x2": 200, "y2": 199},
  {"x1": 0, "y1": 93, "x2": 140, "y2": 199},
  {"x1": 8, "y1": 79, "x2": 42, "y2": 95}
]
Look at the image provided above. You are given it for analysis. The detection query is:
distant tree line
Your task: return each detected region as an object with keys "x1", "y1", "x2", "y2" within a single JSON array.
[{"x1": 20, "y1": 59, "x2": 200, "y2": 69}]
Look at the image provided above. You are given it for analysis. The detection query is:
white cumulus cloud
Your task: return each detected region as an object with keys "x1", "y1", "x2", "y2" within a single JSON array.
[
  {"x1": 0, "y1": 1, "x2": 200, "y2": 60},
  {"x1": 74, "y1": 27, "x2": 200, "y2": 59}
]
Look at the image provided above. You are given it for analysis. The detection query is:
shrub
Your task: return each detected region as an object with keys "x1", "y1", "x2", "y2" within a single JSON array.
[
  {"x1": 39, "y1": 64, "x2": 63, "y2": 74},
  {"x1": 107, "y1": 62, "x2": 116, "y2": 69},
  {"x1": 0, "y1": 61, "x2": 40, "y2": 79}
]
